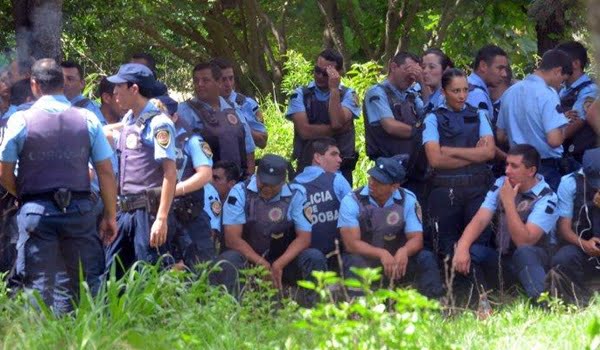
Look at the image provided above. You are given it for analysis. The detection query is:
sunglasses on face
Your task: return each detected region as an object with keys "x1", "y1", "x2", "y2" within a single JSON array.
[{"x1": 314, "y1": 65, "x2": 329, "y2": 77}]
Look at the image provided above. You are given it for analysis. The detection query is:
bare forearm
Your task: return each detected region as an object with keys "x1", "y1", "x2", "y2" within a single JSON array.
[
  {"x1": 157, "y1": 165, "x2": 176, "y2": 220},
  {"x1": 504, "y1": 203, "x2": 533, "y2": 246},
  {"x1": 275, "y1": 234, "x2": 310, "y2": 268},
  {"x1": 226, "y1": 235, "x2": 264, "y2": 264},
  {"x1": 328, "y1": 90, "x2": 350, "y2": 130},
  {"x1": 443, "y1": 145, "x2": 494, "y2": 163},
  {"x1": 345, "y1": 238, "x2": 387, "y2": 260},
  {"x1": 246, "y1": 153, "x2": 256, "y2": 175},
  {"x1": 558, "y1": 219, "x2": 581, "y2": 246},
  {"x1": 0, "y1": 163, "x2": 17, "y2": 196},
  {"x1": 175, "y1": 167, "x2": 211, "y2": 197},
  {"x1": 402, "y1": 235, "x2": 423, "y2": 257},
  {"x1": 97, "y1": 169, "x2": 117, "y2": 218},
  {"x1": 251, "y1": 130, "x2": 268, "y2": 149}
]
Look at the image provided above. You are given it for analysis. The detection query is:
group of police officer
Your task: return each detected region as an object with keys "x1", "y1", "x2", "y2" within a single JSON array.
[{"x1": 0, "y1": 39, "x2": 599, "y2": 314}]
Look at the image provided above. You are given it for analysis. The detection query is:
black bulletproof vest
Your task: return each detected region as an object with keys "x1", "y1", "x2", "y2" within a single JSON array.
[
  {"x1": 292, "y1": 86, "x2": 355, "y2": 167},
  {"x1": 496, "y1": 186, "x2": 552, "y2": 254},
  {"x1": 187, "y1": 99, "x2": 248, "y2": 174},
  {"x1": 364, "y1": 84, "x2": 419, "y2": 160},
  {"x1": 174, "y1": 117, "x2": 205, "y2": 203},
  {"x1": 560, "y1": 81, "x2": 597, "y2": 158},
  {"x1": 573, "y1": 173, "x2": 600, "y2": 240},
  {"x1": 295, "y1": 171, "x2": 340, "y2": 254},
  {"x1": 353, "y1": 187, "x2": 407, "y2": 254},
  {"x1": 242, "y1": 181, "x2": 296, "y2": 259},
  {"x1": 434, "y1": 104, "x2": 488, "y2": 177}
]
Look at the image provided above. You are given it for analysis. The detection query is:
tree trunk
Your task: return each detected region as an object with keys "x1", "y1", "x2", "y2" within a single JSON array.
[
  {"x1": 317, "y1": 0, "x2": 350, "y2": 70},
  {"x1": 529, "y1": 0, "x2": 566, "y2": 55},
  {"x1": 13, "y1": 0, "x2": 63, "y2": 61}
]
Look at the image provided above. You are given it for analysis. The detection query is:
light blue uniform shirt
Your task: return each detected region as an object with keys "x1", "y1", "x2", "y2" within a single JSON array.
[
  {"x1": 203, "y1": 183, "x2": 222, "y2": 232},
  {"x1": 120, "y1": 101, "x2": 177, "y2": 162},
  {"x1": 293, "y1": 165, "x2": 352, "y2": 202},
  {"x1": 285, "y1": 81, "x2": 361, "y2": 119},
  {"x1": 223, "y1": 175, "x2": 312, "y2": 232},
  {"x1": 559, "y1": 74, "x2": 598, "y2": 120},
  {"x1": 467, "y1": 73, "x2": 493, "y2": 113},
  {"x1": 363, "y1": 79, "x2": 424, "y2": 124},
  {"x1": 422, "y1": 103, "x2": 493, "y2": 144},
  {"x1": 0, "y1": 95, "x2": 113, "y2": 164},
  {"x1": 337, "y1": 186, "x2": 423, "y2": 234},
  {"x1": 226, "y1": 91, "x2": 266, "y2": 133},
  {"x1": 71, "y1": 94, "x2": 107, "y2": 125},
  {"x1": 176, "y1": 96, "x2": 256, "y2": 153},
  {"x1": 2, "y1": 104, "x2": 17, "y2": 120},
  {"x1": 481, "y1": 175, "x2": 559, "y2": 234},
  {"x1": 497, "y1": 74, "x2": 569, "y2": 159},
  {"x1": 425, "y1": 87, "x2": 445, "y2": 112},
  {"x1": 556, "y1": 169, "x2": 584, "y2": 219}
]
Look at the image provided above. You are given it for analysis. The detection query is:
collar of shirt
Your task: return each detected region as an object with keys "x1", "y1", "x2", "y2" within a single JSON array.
[
  {"x1": 437, "y1": 101, "x2": 466, "y2": 112},
  {"x1": 566, "y1": 74, "x2": 592, "y2": 90},
  {"x1": 510, "y1": 174, "x2": 548, "y2": 197},
  {"x1": 2, "y1": 104, "x2": 17, "y2": 120},
  {"x1": 70, "y1": 94, "x2": 86, "y2": 104},
  {"x1": 192, "y1": 96, "x2": 232, "y2": 112},
  {"x1": 295, "y1": 165, "x2": 325, "y2": 183},
  {"x1": 524, "y1": 74, "x2": 547, "y2": 86},
  {"x1": 226, "y1": 91, "x2": 238, "y2": 104},
  {"x1": 125, "y1": 100, "x2": 161, "y2": 124},
  {"x1": 382, "y1": 79, "x2": 410, "y2": 100},
  {"x1": 359, "y1": 185, "x2": 403, "y2": 207},
  {"x1": 246, "y1": 175, "x2": 293, "y2": 200},
  {"x1": 468, "y1": 73, "x2": 489, "y2": 93},
  {"x1": 30, "y1": 94, "x2": 70, "y2": 113}
]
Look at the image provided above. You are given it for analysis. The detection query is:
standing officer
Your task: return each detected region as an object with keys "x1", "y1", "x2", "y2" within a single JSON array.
[
  {"x1": 0, "y1": 58, "x2": 117, "y2": 314},
  {"x1": 212, "y1": 57, "x2": 268, "y2": 149},
  {"x1": 453, "y1": 145, "x2": 559, "y2": 300},
  {"x1": 338, "y1": 157, "x2": 444, "y2": 298},
  {"x1": 556, "y1": 41, "x2": 599, "y2": 163},
  {"x1": 497, "y1": 49, "x2": 573, "y2": 191},
  {"x1": 60, "y1": 61, "x2": 106, "y2": 125},
  {"x1": 286, "y1": 49, "x2": 360, "y2": 185},
  {"x1": 550, "y1": 148, "x2": 600, "y2": 289},
  {"x1": 293, "y1": 138, "x2": 352, "y2": 269},
  {"x1": 363, "y1": 51, "x2": 427, "y2": 202},
  {"x1": 98, "y1": 77, "x2": 126, "y2": 124},
  {"x1": 423, "y1": 68, "x2": 495, "y2": 257},
  {"x1": 216, "y1": 154, "x2": 325, "y2": 295},
  {"x1": 467, "y1": 45, "x2": 509, "y2": 115},
  {"x1": 105, "y1": 63, "x2": 177, "y2": 272},
  {"x1": 177, "y1": 62, "x2": 256, "y2": 178}
]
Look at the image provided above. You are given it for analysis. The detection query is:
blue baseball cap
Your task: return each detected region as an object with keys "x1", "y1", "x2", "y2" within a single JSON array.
[
  {"x1": 583, "y1": 147, "x2": 600, "y2": 189},
  {"x1": 107, "y1": 63, "x2": 157, "y2": 90},
  {"x1": 155, "y1": 95, "x2": 178, "y2": 116},
  {"x1": 367, "y1": 157, "x2": 406, "y2": 184}
]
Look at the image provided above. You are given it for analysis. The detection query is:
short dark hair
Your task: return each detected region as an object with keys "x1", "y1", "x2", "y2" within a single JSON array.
[
  {"x1": 97, "y1": 76, "x2": 115, "y2": 97},
  {"x1": 391, "y1": 51, "x2": 421, "y2": 67},
  {"x1": 125, "y1": 81, "x2": 154, "y2": 99},
  {"x1": 9, "y1": 78, "x2": 33, "y2": 105},
  {"x1": 539, "y1": 49, "x2": 573, "y2": 75},
  {"x1": 423, "y1": 48, "x2": 454, "y2": 71},
  {"x1": 214, "y1": 160, "x2": 241, "y2": 182},
  {"x1": 60, "y1": 60, "x2": 84, "y2": 80},
  {"x1": 472, "y1": 45, "x2": 507, "y2": 71},
  {"x1": 193, "y1": 62, "x2": 222, "y2": 80},
  {"x1": 210, "y1": 57, "x2": 235, "y2": 70},
  {"x1": 318, "y1": 48, "x2": 344, "y2": 71},
  {"x1": 32, "y1": 58, "x2": 64, "y2": 93},
  {"x1": 555, "y1": 41, "x2": 589, "y2": 69},
  {"x1": 441, "y1": 68, "x2": 467, "y2": 90},
  {"x1": 507, "y1": 144, "x2": 540, "y2": 171},
  {"x1": 131, "y1": 52, "x2": 157, "y2": 74},
  {"x1": 310, "y1": 137, "x2": 338, "y2": 156}
]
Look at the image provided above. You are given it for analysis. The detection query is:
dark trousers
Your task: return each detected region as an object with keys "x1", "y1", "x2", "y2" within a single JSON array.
[
  {"x1": 504, "y1": 245, "x2": 550, "y2": 299},
  {"x1": 552, "y1": 244, "x2": 598, "y2": 287},
  {"x1": 342, "y1": 250, "x2": 445, "y2": 298},
  {"x1": 171, "y1": 210, "x2": 215, "y2": 267},
  {"x1": 214, "y1": 248, "x2": 326, "y2": 297},
  {"x1": 16, "y1": 199, "x2": 105, "y2": 314}
]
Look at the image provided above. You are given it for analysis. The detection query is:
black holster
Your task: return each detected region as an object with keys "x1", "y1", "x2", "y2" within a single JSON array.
[
  {"x1": 145, "y1": 186, "x2": 163, "y2": 214},
  {"x1": 173, "y1": 194, "x2": 203, "y2": 223}
]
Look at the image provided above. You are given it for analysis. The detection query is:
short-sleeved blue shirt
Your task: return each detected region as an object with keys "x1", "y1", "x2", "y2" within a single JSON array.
[
  {"x1": 467, "y1": 73, "x2": 493, "y2": 113},
  {"x1": 422, "y1": 103, "x2": 493, "y2": 145},
  {"x1": 226, "y1": 91, "x2": 266, "y2": 133},
  {"x1": 71, "y1": 94, "x2": 107, "y2": 125},
  {"x1": 559, "y1": 74, "x2": 598, "y2": 120},
  {"x1": 285, "y1": 81, "x2": 361, "y2": 119},
  {"x1": 363, "y1": 79, "x2": 424, "y2": 125},
  {"x1": 203, "y1": 183, "x2": 222, "y2": 232},
  {"x1": 556, "y1": 169, "x2": 583, "y2": 219},
  {"x1": 293, "y1": 165, "x2": 352, "y2": 202}
]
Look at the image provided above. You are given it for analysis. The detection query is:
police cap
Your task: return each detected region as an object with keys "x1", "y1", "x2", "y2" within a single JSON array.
[
  {"x1": 582, "y1": 147, "x2": 600, "y2": 189},
  {"x1": 107, "y1": 63, "x2": 157, "y2": 90},
  {"x1": 257, "y1": 154, "x2": 288, "y2": 185},
  {"x1": 367, "y1": 156, "x2": 406, "y2": 184}
]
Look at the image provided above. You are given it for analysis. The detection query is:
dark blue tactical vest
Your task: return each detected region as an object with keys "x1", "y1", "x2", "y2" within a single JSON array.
[
  {"x1": 496, "y1": 185, "x2": 552, "y2": 254},
  {"x1": 364, "y1": 84, "x2": 419, "y2": 160},
  {"x1": 118, "y1": 111, "x2": 165, "y2": 195},
  {"x1": 296, "y1": 171, "x2": 340, "y2": 255},
  {"x1": 560, "y1": 81, "x2": 597, "y2": 160},
  {"x1": 242, "y1": 182, "x2": 296, "y2": 259},
  {"x1": 186, "y1": 99, "x2": 247, "y2": 175},
  {"x1": 17, "y1": 108, "x2": 91, "y2": 196},
  {"x1": 293, "y1": 86, "x2": 355, "y2": 168},
  {"x1": 573, "y1": 173, "x2": 600, "y2": 240},
  {"x1": 173, "y1": 117, "x2": 205, "y2": 204},
  {"x1": 353, "y1": 187, "x2": 407, "y2": 254},
  {"x1": 434, "y1": 104, "x2": 488, "y2": 177}
]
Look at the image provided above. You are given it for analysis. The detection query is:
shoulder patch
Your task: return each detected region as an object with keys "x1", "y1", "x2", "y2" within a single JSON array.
[
  {"x1": 227, "y1": 196, "x2": 237, "y2": 205},
  {"x1": 478, "y1": 102, "x2": 488, "y2": 110},
  {"x1": 200, "y1": 141, "x2": 213, "y2": 158},
  {"x1": 155, "y1": 129, "x2": 171, "y2": 148},
  {"x1": 545, "y1": 205, "x2": 555, "y2": 214},
  {"x1": 415, "y1": 203, "x2": 423, "y2": 223},
  {"x1": 369, "y1": 95, "x2": 381, "y2": 103},
  {"x1": 210, "y1": 200, "x2": 222, "y2": 216},
  {"x1": 303, "y1": 203, "x2": 314, "y2": 223}
]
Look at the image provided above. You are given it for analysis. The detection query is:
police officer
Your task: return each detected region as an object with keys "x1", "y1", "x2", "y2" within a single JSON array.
[
  {"x1": 453, "y1": 145, "x2": 559, "y2": 300},
  {"x1": 105, "y1": 63, "x2": 177, "y2": 272},
  {"x1": 550, "y1": 148, "x2": 600, "y2": 288},
  {"x1": 60, "y1": 61, "x2": 107, "y2": 125},
  {"x1": 216, "y1": 154, "x2": 325, "y2": 295},
  {"x1": 286, "y1": 49, "x2": 360, "y2": 185},
  {"x1": 421, "y1": 48, "x2": 453, "y2": 112},
  {"x1": 423, "y1": 68, "x2": 495, "y2": 257},
  {"x1": 98, "y1": 77, "x2": 126, "y2": 124},
  {"x1": 556, "y1": 41, "x2": 599, "y2": 163},
  {"x1": 467, "y1": 45, "x2": 509, "y2": 115},
  {"x1": 363, "y1": 51, "x2": 427, "y2": 202},
  {"x1": 177, "y1": 62, "x2": 256, "y2": 177},
  {"x1": 0, "y1": 58, "x2": 117, "y2": 313},
  {"x1": 212, "y1": 160, "x2": 242, "y2": 202},
  {"x1": 497, "y1": 49, "x2": 573, "y2": 191},
  {"x1": 293, "y1": 138, "x2": 352, "y2": 269},
  {"x1": 212, "y1": 57, "x2": 268, "y2": 149},
  {"x1": 203, "y1": 182, "x2": 222, "y2": 248},
  {"x1": 339, "y1": 157, "x2": 444, "y2": 298}
]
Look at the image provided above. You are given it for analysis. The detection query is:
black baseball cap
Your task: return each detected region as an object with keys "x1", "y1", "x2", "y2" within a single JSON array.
[
  {"x1": 107, "y1": 63, "x2": 157, "y2": 90},
  {"x1": 583, "y1": 147, "x2": 600, "y2": 189},
  {"x1": 367, "y1": 157, "x2": 406, "y2": 184},
  {"x1": 257, "y1": 154, "x2": 288, "y2": 185}
]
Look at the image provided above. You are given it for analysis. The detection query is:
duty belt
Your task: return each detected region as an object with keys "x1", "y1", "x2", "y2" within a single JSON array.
[
  {"x1": 20, "y1": 190, "x2": 92, "y2": 203},
  {"x1": 432, "y1": 174, "x2": 490, "y2": 187},
  {"x1": 117, "y1": 194, "x2": 148, "y2": 212}
]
